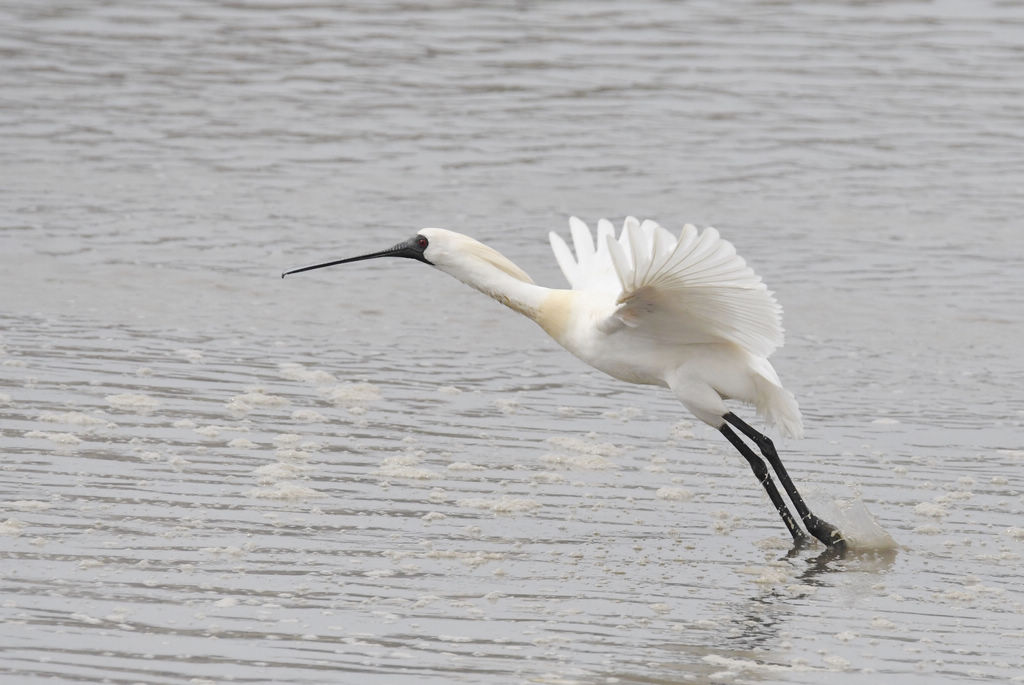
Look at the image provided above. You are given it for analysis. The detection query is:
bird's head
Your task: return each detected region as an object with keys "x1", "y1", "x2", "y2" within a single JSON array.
[{"x1": 282, "y1": 228, "x2": 532, "y2": 285}]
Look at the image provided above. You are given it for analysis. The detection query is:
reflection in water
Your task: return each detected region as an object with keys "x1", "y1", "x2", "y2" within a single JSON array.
[
  {"x1": 732, "y1": 547, "x2": 899, "y2": 646},
  {"x1": 644, "y1": 546, "x2": 901, "y2": 682}
]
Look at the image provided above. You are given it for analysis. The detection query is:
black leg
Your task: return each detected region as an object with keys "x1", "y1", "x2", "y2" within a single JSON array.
[
  {"x1": 719, "y1": 425, "x2": 808, "y2": 545},
  {"x1": 724, "y1": 413, "x2": 846, "y2": 551}
]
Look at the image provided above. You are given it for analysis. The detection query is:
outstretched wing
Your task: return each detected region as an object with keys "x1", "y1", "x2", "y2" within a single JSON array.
[
  {"x1": 549, "y1": 217, "x2": 620, "y2": 292},
  {"x1": 551, "y1": 216, "x2": 784, "y2": 357},
  {"x1": 607, "y1": 217, "x2": 784, "y2": 356}
]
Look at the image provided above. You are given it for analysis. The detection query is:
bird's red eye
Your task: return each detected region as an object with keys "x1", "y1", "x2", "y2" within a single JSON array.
[{"x1": 417, "y1": 236, "x2": 428, "y2": 249}]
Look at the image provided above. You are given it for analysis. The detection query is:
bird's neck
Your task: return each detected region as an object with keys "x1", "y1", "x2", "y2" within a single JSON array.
[{"x1": 437, "y1": 256, "x2": 552, "y2": 321}]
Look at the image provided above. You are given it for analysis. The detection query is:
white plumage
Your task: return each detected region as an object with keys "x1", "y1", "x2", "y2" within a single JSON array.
[
  {"x1": 550, "y1": 216, "x2": 784, "y2": 357},
  {"x1": 283, "y1": 216, "x2": 845, "y2": 549},
  {"x1": 304, "y1": 217, "x2": 802, "y2": 437},
  {"x1": 543, "y1": 217, "x2": 801, "y2": 439}
]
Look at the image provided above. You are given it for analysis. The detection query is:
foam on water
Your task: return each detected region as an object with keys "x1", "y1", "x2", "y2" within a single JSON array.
[
  {"x1": 914, "y1": 500, "x2": 949, "y2": 519},
  {"x1": 321, "y1": 381, "x2": 382, "y2": 409},
  {"x1": 542, "y1": 433, "x2": 623, "y2": 469},
  {"x1": 272, "y1": 433, "x2": 303, "y2": 447},
  {"x1": 655, "y1": 486, "x2": 694, "y2": 501},
  {"x1": 105, "y1": 393, "x2": 160, "y2": 412},
  {"x1": 457, "y1": 495, "x2": 542, "y2": 513},
  {"x1": 0, "y1": 519, "x2": 26, "y2": 536},
  {"x1": 37, "y1": 411, "x2": 109, "y2": 428},
  {"x1": 539, "y1": 452, "x2": 617, "y2": 471},
  {"x1": 447, "y1": 461, "x2": 484, "y2": 471},
  {"x1": 226, "y1": 387, "x2": 289, "y2": 416},
  {"x1": 278, "y1": 362, "x2": 336, "y2": 386},
  {"x1": 376, "y1": 452, "x2": 439, "y2": 480},
  {"x1": 253, "y1": 462, "x2": 312, "y2": 484},
  {"x1": 4, "y1": 501, "x2": 52, "y2": 512},
  {"x1": 24, "y1": 430, "x2": 82, "y2": 446},
  {"x1": 244, "y1": 482, "x2": 321, "y2": 501},
  {"x1": 290, "y1": 408, "x2": 326, "y2": 423},
  {"x1": 194, "y1": 424, "x2": 230, "y2": 438}
]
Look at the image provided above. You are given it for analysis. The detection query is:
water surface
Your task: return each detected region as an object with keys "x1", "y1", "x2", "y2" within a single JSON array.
[{"x1": 2, "y1": 1, "x2": 1023, "y2": 683}]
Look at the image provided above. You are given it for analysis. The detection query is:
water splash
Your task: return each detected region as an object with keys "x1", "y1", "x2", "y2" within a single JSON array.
[{"x1": 818, "y1": 498, "x2": 899, "y2": 552}]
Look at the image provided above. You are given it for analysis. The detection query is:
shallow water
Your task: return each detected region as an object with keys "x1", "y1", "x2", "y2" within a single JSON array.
[{"x1": 2, "y1": 1, "x2": 1024, "y2": 683}]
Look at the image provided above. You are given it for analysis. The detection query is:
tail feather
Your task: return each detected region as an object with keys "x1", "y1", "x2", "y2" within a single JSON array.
[{"x1": 749, "y1": 356, "x2": 804, "y2": 439}]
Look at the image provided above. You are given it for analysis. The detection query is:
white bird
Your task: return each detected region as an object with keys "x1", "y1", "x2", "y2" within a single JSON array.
[{"x1": 284, "y1": 217, "x2": 845, "y2": 550}]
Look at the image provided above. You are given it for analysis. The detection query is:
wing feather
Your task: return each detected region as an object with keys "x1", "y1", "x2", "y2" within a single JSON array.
[
  {"x1": 569, "y1": 216, "x2": 595, "y2": 272},
  {"x1": 549, "y1": 216, "x2": 784, "y2": 356},
  {"x1": 548, "y1": 231, "x2": 579, "y2": 287},
  {"x1": 611, "y1": 224, "x2": 783, "y2": 356},
  {"x1": 551, "y1": 217, "x2": 623, "y2": 292}
]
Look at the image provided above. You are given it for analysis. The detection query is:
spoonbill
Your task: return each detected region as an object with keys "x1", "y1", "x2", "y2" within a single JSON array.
[{"x1": 283, "y1": 217, "x2": 845, "y2": 551}]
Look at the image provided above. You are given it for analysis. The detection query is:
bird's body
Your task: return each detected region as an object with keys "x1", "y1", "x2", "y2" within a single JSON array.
[
  {"x1": 284, "y1": 216, "x2": 845, "y2": 551},
  {"x1": 417, "y1": 220, "x2": 803, "y2": 439}
]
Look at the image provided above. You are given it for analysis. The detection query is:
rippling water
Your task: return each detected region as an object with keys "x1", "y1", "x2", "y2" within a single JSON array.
[{"x1": 2, "y1": 1, "x2": 1023, "y2": 683}]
